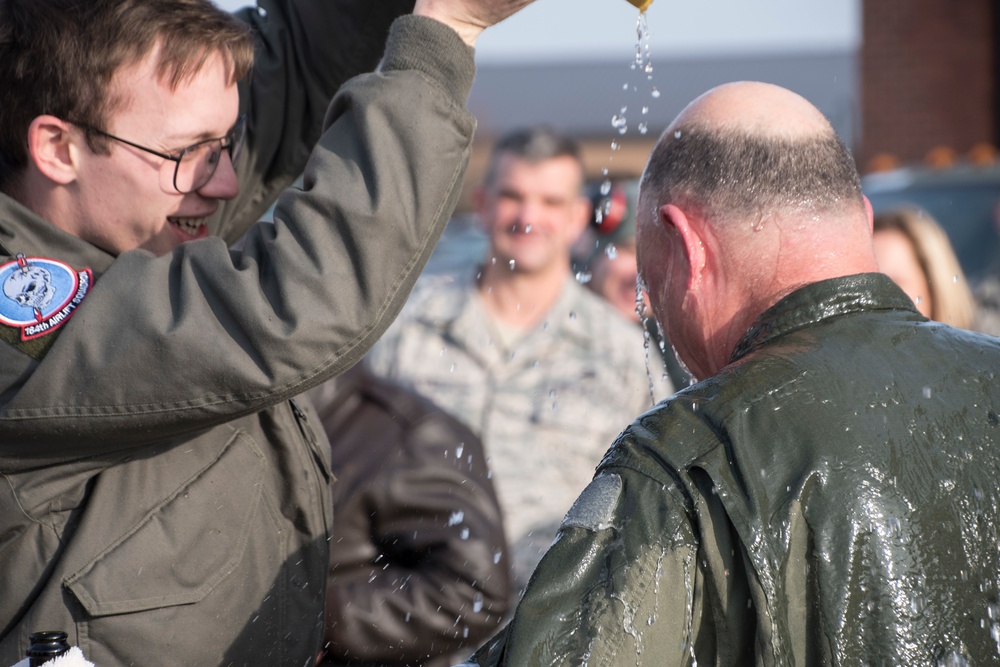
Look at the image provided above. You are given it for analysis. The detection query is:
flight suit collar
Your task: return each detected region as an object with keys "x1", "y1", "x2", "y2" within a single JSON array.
[
  {"x1": 731, "y1": 273, "x2": 921, "y2": 364},
  {"x1": 0, "y1": 191, "x2": 116, "y2": 274}
]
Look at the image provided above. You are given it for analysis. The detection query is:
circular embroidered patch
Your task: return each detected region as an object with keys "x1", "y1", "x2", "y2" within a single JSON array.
[{"x1": 0, "y1": 254, "x2": 92, "y2": 340}]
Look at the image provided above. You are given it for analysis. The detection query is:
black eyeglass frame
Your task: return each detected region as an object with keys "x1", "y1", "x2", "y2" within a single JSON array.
[{"x1": 69, "y1": 114, "x2": 247, "y2": 194}]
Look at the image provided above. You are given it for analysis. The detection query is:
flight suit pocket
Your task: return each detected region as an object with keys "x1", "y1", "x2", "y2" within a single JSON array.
[{"x1": 64, "y1": 433, "x2": 266, "y2": 616}]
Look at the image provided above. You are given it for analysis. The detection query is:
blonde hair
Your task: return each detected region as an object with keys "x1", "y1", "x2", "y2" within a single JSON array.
[{"x1": 873, "y1": 207, "x2": 976, "y2": 329}]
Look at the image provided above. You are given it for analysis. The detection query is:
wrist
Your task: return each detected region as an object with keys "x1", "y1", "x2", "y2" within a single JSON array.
[{"x1": 412, "y1": 0, "x2": 484, "y2": 47}]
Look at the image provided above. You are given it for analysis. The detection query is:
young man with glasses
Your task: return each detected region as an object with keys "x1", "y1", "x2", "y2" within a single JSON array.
[{"x1": 0, "y1": 0, "x2": 534, "y2": 664}]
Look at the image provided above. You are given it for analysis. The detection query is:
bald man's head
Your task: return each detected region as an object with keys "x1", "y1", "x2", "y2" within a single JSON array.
[
  {"x1": 638, "y1": 82, "x2": 865, "y2": 229},
  {"x1": 635, "y1": 82, "x2": 877, "y2": 380},
  {"x1": 677, "y1": 81, "x2": 833, "y2": 139}
]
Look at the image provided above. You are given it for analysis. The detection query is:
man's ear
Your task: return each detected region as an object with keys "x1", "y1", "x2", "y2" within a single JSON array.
[
  {"x1": 27, "y1": 115, "x2": 79, "y2": 185},
  {"x1": 862, "y1": 194, "x2": 874, "y2": 234},
  {"x1": 659, "y1": 203, "x2": 707, "y2": 290}
]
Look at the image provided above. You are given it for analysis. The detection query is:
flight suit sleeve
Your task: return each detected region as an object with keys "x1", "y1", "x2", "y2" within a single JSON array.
[
  {"x1": 212, "y1": 0, "x2": 418, "y2": 242},
  {"x1": 0, "y1": 16, "x2": 476, "y2": 465},
  {"x1": 469, "y1": 466, "x2": 705, "y2": 667}
]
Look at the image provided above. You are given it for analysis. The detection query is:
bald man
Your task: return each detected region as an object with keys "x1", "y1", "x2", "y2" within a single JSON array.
[{"x1": 464, "y1": 82, "x2": 1000, "y2": 666}]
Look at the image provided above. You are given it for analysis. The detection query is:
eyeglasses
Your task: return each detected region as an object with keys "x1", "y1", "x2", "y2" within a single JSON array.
[{"x1": 71, "y1": 114, "x2": 247, "y2": 194}]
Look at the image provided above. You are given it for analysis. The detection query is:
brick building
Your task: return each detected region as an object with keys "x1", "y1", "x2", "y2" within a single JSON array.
[{"x1": 861, "y1": 0, "x2": 997, "y2": 171}]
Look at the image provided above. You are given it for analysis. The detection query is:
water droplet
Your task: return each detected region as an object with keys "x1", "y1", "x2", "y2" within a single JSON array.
[
  {"x1": 605, "y1": 244, "x2": 618, "y2": 260},
  {"x1": 610, "y1": 141, "x2": 620, "y2": 151},
  {"x1": 448, "y1": 510, "x2": 465, "y2": 526},
  {"x1": 460, "y1": 527, "x2": 470, "y2": 540},
  {"x1": 673, "y1": 129, "x2": 681, "y2": 139},
  {"x1": 611, "y1": 113, "x2": 628, "y2": 132},
  {"x1": 575, "y1": 271, "x2": 592, "y2": 284},
  {"x1": 651, "y1": 87, "x2": 661, "y2": 99},
  {"x1": 525, "y1": 224, "x2": 533, "y2": 233},
  {"x1": 456, "y1": 443, "x2": 464, "y2": 458},
  {"x1": 449, "y1": 363, "x2": 456, "y2": 373},
  {"x1": 473, "y1": 592, "x2": 484, "y2": 613},
  {"x1": 641, "y1": 106, "x2": 649, "y2": 115},
  {"x1": 923, "y1": 386, "x2": 933, "y2": 399},
  {"x1": 644, "y1": 62, "x2": 653, "y2": 74},
  {"x1": 953, "y1": 274, "x2": 959, "y2": 283},
  {"x1": 600, "y1": 179, "x2": 612, "y2": 196},
  {"x1": 622, "y1": 82, "x2": 629, "y2": 91},
  {"x1": 638, "y1": 122, "x2": 648, "y2": 135},
  {"x1": 509, "y1": 259, "x2": 516, "y2": 270}
]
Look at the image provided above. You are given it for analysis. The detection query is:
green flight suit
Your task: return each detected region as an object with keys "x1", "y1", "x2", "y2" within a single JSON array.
[
  {"x1": 0, "y1": 10, "x2": 475, "y2": 667},
  {"x1": 470, "y1": 273, "x2": 1000, "y2": 666}
]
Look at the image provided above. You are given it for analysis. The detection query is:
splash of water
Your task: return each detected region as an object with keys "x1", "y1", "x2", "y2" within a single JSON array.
[{"x1": 599, "y1": 11, "x2": 660, "y2": 179}]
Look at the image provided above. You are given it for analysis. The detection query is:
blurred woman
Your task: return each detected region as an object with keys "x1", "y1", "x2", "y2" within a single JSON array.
[{"x1": 872, "y1": 207, "x2": 976, "y2": 328}]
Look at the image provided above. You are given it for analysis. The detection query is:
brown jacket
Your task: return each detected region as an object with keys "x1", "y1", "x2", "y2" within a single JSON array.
[{"x1": 309, "y1": 365, "x2": 510, "y2": 667}]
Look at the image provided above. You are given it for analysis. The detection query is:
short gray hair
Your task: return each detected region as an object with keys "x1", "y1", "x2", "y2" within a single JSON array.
[{"x1": 639, "y1": 125, "x2": 864, "y2": 226}]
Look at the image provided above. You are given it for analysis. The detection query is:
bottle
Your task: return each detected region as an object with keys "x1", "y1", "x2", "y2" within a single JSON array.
[
  {"x1": 625, "y1": 0, "x2": 653, "y2": 11},
  {"x1": 25, "y1": 631, "x2": 70, "y2": 667}
]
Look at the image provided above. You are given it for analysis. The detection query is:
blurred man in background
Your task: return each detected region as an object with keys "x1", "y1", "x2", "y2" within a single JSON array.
[{"x1": 368, "y1": 126, "x2": 672, "y2": 594}]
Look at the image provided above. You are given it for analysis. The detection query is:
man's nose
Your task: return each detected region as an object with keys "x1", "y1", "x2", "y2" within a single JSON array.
[
  {"x1": 197, "y1": 151, "x2": 239, "y2": 200},
  {"x1": 515, "y1": 200, "x2": 545, "y2": 229}
]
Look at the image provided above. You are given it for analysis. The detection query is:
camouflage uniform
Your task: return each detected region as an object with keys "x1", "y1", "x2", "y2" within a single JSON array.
[{"x1": 367, "y1": 266, "x2": 673, "y2": 592}]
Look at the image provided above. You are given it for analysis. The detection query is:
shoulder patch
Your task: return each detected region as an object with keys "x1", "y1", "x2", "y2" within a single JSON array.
[
  {"x1": 561, "y1": 473, "x2": 623, "y2": 532},
  {"x1": 0, "y1": 254, "x2": 92, "y2": 349}
]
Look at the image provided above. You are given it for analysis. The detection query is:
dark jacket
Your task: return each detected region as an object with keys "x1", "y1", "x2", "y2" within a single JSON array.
[
  {"x1": 309, "y1": 366, "x2": 510, "y2": 667},
  {"x1": 0, "y1": 8, "x2": 477, "y2": 667},
  {"x1": 471, "y1": 273, "x2": 1000, "y2": 666}
]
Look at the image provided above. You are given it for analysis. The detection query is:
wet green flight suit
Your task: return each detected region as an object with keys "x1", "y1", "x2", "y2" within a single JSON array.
[{"x1": 470, "y1": 273, "x2": 1000, "y2": 666}]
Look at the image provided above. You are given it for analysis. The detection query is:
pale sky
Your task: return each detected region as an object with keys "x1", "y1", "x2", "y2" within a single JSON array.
[{"x1": 212, "y1": 0, "x2": 861, "y2": 62}]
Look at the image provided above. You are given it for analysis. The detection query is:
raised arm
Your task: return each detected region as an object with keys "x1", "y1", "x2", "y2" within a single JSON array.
[
  {"x1": 0, "y1": 15, "x2": 477, "y2": 464},
  {"x1": 213, "y1": 0, "x2": 418, "y2": 242}
]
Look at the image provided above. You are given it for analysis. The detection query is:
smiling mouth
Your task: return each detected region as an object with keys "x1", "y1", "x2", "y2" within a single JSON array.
[{"x1": 168, "y1": 217, "x2": 206, "y2": 236}]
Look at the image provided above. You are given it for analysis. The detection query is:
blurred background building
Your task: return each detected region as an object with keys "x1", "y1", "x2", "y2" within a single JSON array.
[{"x1": 218, "y1": 0, "x2": 1000, "y2": 279}]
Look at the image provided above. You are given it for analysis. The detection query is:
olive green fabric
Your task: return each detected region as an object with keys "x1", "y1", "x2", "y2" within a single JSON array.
[
  {"x1": 470, "y1": 273, "x2": 1000, "y2": 666},
  {"x1": 0, "y1": 9, "x2": 475, "y2": 667}
]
